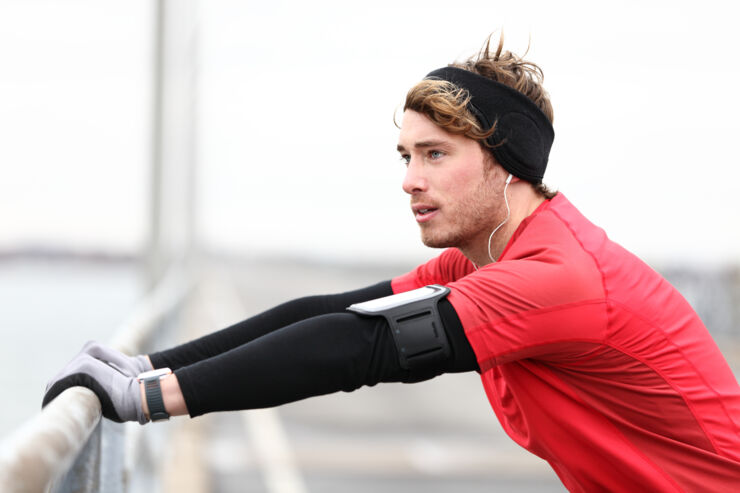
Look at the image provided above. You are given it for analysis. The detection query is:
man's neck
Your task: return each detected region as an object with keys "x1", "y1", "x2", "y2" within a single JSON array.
[{"x1": 463, "y1": 186, "x2": 546, "y2": 268}]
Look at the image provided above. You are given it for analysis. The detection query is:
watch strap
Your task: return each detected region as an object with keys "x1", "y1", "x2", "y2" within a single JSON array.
[{"x1": 144, "y1": 377, "x2": 169, "y2": 421}]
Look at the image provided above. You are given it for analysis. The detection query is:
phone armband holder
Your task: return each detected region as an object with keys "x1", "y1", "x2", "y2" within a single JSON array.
[{"x1": 347, "y1": 285, "x2": 451, "y2": 372}]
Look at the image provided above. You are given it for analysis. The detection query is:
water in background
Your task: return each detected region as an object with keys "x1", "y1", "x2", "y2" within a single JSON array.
[{"x1": 0, "y1": 258, "x2": 143, "y2": 438}]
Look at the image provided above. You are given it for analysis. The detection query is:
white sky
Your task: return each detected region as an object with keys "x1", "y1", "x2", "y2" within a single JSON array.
[{"x1": 1, "y1": 0, "x2": 738, "y2": 267}]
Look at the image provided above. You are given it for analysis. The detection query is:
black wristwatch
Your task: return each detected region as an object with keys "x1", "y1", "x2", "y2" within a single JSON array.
[{"x1": 137, "y1": 368, "x2": 172, "y2": 422}]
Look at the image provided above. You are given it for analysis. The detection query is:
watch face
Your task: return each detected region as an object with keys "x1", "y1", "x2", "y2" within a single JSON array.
[{"x1": 137, "y1": 367, "x2": 172, "y2": 381}]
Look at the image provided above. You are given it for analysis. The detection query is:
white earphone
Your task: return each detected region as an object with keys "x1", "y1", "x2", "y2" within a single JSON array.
[{"x1": 486, "y1": 173, "x2": 513, "y2": 264}]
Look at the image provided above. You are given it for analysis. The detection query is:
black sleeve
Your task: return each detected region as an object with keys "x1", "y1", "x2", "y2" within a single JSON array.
[
  {"x1": 149, "y1": 280, "x2": 393, "y2": 370},
  {"x1": 176, "y1": 298, "x2": 479, "y2": 417}
]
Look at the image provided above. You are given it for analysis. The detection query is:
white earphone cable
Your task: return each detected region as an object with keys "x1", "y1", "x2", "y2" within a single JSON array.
[{"x1": 487, "y1": 173, "x2": 513, "y2": 264}]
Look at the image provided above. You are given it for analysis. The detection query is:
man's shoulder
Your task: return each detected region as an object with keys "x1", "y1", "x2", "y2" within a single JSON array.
[
  {"x1": 545, "y1": 193, "x2": 610, "y2": 250},
  {"x1": 516, "y1": 194, "x2": 689, "y2": 322},
  {"x1": 501, "y1": 193, "x2": 606, "y2": 266}
]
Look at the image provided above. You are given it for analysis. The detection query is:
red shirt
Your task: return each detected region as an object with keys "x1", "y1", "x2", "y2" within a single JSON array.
[{"x1": 392, "y1": 193, "x2": 740, "y2": 492}]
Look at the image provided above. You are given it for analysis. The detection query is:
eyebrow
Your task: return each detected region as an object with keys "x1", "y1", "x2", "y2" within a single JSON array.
[{"x1": 396, "y1": 140, "x2": 449, "y2": 153}]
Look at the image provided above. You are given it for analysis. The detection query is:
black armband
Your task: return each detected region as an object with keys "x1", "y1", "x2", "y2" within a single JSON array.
[{"x1": 348, "y1": 285, "x2": 451, "y2": 378}]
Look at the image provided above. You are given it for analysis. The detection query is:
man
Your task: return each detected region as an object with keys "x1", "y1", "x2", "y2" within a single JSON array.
[{"x1": 44, "y1": 37, "x2": 740, "y2": 491}]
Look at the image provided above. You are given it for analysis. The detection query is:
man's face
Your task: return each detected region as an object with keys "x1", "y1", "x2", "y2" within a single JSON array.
[{"x1": 397, "y1": 110, "x2": 508, "y2": 251}]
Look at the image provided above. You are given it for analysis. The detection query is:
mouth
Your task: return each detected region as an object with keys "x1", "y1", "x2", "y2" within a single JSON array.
[{"x1": 412, "y1": 205, "x2": 439, "y2": 223}]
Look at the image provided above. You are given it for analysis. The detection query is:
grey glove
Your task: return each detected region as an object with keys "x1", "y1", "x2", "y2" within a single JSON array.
[
  {"x1": 42, "y1": 353, "x2": 147, "y2": 424},
  {"x1": 44, "y1": 341, "x2": 153, "y2": 395},
  {"x1": 80, "y1": 340, "x2": 153, "y2": 377}
]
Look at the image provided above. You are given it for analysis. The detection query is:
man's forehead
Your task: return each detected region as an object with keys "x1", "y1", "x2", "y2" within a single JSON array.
[{"x1": 397, "y1": 110, "x2": 454, "y2": 150}]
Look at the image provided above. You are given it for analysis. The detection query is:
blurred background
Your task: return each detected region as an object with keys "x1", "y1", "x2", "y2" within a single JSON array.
[{"x1": 1, "y1": 0, "x2": 738, "y2": 491}]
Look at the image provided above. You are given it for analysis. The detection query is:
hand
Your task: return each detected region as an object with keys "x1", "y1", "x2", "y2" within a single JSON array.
[
  {"x1": 42, "y1": 353, "x2": 147, "y2": 424},
  {"x1": 44, "y1": 341, "x2": 153, "y2": 394},
  {"x1": 79, "y1": 340, "x2": 153, "y2": 377}
]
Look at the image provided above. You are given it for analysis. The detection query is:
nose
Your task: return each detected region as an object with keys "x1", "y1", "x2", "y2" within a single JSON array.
[{"x1": 402, "y1": 159, "x2": 427, "y2": 195}]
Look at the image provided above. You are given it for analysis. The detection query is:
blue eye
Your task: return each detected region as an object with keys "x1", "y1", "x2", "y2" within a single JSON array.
[
  {"x1": 429, "y1": 150, "x2": 444, "y2": 159},
  {"x1": 400, "y1": 155, "x2": 410, "y2": 165}
]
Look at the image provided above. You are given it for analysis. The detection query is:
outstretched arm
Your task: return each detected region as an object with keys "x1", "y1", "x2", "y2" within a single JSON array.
[
  {"x1": 149, "y1": 280, "x2": 393, "y2": 370},
  {"x1": 44, "y1": 283, "x2": 478, "y2": 422},
  {"x1": 157, "y1": 298, "x2": 478, "y2": 418}
]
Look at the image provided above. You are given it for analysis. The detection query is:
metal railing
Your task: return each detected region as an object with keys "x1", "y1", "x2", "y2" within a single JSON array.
[{"x1": 0, "y1": 263, "x2": 193, "y2": 493}]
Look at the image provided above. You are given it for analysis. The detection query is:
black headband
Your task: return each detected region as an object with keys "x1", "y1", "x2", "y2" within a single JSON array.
[{"x1": 425, "y1": 67, "x2": 554, "y2": 184}]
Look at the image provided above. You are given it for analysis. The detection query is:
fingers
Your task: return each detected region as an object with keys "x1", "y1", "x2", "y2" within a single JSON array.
[
  {"x1": 80, "y1": 341, "x2": 153, "y2": 376},
  {"x1": 81, "y1": 341, "x2": 140, "y2": 376},
  {"x1": 44, "y1": 343, "x2": 100, "y2": 393},
  {"x1": 43, "y1": 354, "x2": 115, "y2": 413},
  {"x1": 42, "y1": 354, "x2": 144, "y2": 424}
]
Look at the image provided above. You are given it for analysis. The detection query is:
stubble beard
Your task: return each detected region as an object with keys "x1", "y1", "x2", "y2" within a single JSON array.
[{"x1": 418, "y1": 174, "x2": 507, "y2": 252}]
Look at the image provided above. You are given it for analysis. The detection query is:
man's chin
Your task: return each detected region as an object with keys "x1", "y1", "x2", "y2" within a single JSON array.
[{"x1": 420, "y1": 231, "x2": 459, "y2": 249}]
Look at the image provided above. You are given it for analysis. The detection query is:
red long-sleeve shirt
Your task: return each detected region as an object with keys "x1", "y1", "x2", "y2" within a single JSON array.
[{"x1": 393, "y1": 193, "x2": 740, "y2": 492}]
